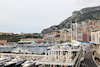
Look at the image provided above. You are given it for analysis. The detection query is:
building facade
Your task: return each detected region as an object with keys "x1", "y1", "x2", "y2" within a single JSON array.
[
  {"x1": 60, "y1": 30, "x2": 67, "y2": 41},
  {"x1": 83, "y1": 33, "x2": 91, "y2": 42},
  {"x1": 91, "y1": 31, "x2": 100, "y2": 65},
  {"x1": 0, "y1": 40, "x2": 7, "y2": 44}
]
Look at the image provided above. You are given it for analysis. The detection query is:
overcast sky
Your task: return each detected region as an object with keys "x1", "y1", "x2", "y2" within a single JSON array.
[{"x1": 0, "y1": 0, "x2": 100, "y2": 34}]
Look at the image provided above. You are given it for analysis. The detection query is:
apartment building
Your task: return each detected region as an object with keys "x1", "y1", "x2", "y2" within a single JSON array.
[
  {"x1": 91, "y1": 31, "x2": 100, "y2": 65},
  {"x1": 54, "y1": 35, "x2": 60, "y2": 42},
  {"x1": 60, "y1": 30, "x2": 67, "y2": 41}
]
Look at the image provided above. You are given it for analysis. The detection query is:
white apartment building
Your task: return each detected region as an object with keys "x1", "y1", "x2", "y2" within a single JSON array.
[{"x1": 90, "y1": 31, "x2": 100, "y2": 65}]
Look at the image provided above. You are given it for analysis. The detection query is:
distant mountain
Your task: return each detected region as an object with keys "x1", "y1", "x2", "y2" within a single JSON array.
[{"x1": 41, "y1": 5, "x2": 100, "y2": 34}]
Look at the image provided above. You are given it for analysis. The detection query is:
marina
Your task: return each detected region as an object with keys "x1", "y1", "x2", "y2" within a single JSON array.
[
  {"x1": 0, "y1": 20, "x2": 91, "y2": 67},
  {"x1": 0, "y1": 53, "x2": 44, "y2": 67},
  {"x1": 36, "y1": 40, "x2": 83, "y2": 67},
  {"x1": 0, "y1": 2, "x2": 100, "y2": 66},
  {"x1": 0, "y1": 42, "x2": 91, "y2": 67},
  {"x1": 0, "y1": 46, "x2": 48, "y2": 54}
]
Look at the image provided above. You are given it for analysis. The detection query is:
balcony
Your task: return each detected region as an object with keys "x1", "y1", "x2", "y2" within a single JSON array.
[{"x1": 90, "y1": 41, "x2": 100, "y2": 45}]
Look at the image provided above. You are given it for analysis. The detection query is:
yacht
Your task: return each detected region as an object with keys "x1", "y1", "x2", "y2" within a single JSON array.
[
  {"x1": 0, "y1": 55, "x2": 11, "y2": 67},
  {"x1": 21, "y1": 59, "x2": 36, "y2": 67},
  {"x1": 0, "y1": 61, "x2": 4, "y2": 67},
  {"x1": 18, "y1": 41, "x2": 36, "y2": 47},
  {"x1": 37, "y1": 42, "x2": 50, "y2": 47},
  {"x1": 0, "y1": 55, "x2": 11, "y2": 62},
  {"x1": 12, "y1": 47, "x2": 32, "y2": 54},
  {"x1": 44, "y1": 42, "x2": 50, "y2": 47},
  {"x1": 36, "y1": 41, "x2": 83, "y2": 67},
  {"x1": 37, "y1": 43, "x2": 44, "y2": 47},
  {"x1": 0, "y1": 44, "x2": 17, "y2": 48},
  {"x1": 4, "y1": 56, "x2": 25, "y2": 67}
]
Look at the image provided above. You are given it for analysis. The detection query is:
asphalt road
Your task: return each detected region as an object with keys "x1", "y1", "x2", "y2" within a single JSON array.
[{"x1": 84, "y1": 52, "x2": 97, "y2": 67}]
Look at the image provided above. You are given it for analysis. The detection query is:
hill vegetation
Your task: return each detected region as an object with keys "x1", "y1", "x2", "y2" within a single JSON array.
[
  {"x1": 0, "y1": 35, "x2": 21, "y2": 42},
  {"x1": 41, "y1": 6, "x2": 100, "y2": 34},
  {"x1": 0, "y1": 34, "x2": 43, "y2": 42}
]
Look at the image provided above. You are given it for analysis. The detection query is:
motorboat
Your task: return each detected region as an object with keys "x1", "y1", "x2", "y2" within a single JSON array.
[
  {"x1": 44, "y1": 42, "x2": 50, "y2": 47},
  {"x1": 4, "y1": 56, "x2": 25, "y2": 67},
  {"x1": 12, "y1": 47, "x2": 32, "y2": 54},
  {"x1": 0, "y1": 61, "x2": 4, "y2": 67},
  {"x1": 0, "y1": 55, "x2": 11, "y2": 62},
  {"x1": 21, "y1": 59, "x2": 36, "y2": 67},
  {"x1": 38, "y1": 42, "x2": 50, "y2": 47},
  {"x1": 0, "y1": 55, "x2": 11, "y2": 67},
  {"x1": 15, "y1": 59, "x2": 26, "y2": 67},
  {"x1": 37, "y1": 43, "x2": 44, "y2": 47},
  {"x1": 0, "y1": 44, "x2": 17, "y2": 48}
]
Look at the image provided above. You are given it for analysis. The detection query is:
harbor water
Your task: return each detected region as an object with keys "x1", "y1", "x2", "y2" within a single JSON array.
[{"x1": 0, "y1": 46, "x2": 47, "y2": 54}]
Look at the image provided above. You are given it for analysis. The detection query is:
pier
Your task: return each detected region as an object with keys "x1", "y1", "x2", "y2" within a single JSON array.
[{"x1": 0, "y1": 53, "x2": 45, "y2": 59}]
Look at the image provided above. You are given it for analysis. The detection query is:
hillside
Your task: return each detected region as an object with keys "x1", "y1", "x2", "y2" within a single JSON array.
[{"x1": 41, "y1": 5, "x2": 100, "y2": 34}]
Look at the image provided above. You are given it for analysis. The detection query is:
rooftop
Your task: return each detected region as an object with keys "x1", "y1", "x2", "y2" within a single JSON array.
[{"x1": 36, "y1": 41, "x2": 82, "y2": 66}]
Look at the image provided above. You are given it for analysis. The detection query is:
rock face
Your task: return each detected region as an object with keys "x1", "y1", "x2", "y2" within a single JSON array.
[
  {"x1": 80, "y1": 6, "x2": 100, "y2": 14},
  {"x1": 41, "y1": 5, "x2": 100, "y2": 34},
  {"x1": 72, "y1": 11, "x2": 81, "y2": 17}
]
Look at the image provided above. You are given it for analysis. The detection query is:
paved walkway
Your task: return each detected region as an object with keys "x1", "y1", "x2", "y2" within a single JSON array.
[{"x1": 84, "y1": 52, "x2": 97, "y2": 67}]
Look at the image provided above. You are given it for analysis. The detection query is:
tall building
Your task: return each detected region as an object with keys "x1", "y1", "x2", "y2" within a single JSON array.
[
  {"x1": 54, "y1": 35, "x2": 60, "y2": 42},
  {"x1": 60, "y1": 30, "x2": 67, "y2": 41},
  {"x1": 83, "y1": 33, "x2": 91, "y2": 42},
  {"x1": 90, "y1": 31, "x2": 100, "y2": 65}
]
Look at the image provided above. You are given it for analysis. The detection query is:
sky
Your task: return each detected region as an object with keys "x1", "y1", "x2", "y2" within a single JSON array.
[{"x1": 0, "y1": 0, "x2": 100, "y2": 34}]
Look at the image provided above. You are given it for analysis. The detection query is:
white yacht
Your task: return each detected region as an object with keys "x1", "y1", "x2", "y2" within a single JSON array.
[
  {"x1": 18, "y1": 41, "x2": 36, "y2": 46},
  {"x1": 0, "y1": 43, "x2": 17, "y2": 48},
  {"x1": 37, "y1": 42, "x2": 51, "y2": 47},
  {"x1": 44, "y1": 42, "x2": 50, "y2": 47},
  {"x1": 0, "y1": 55, "x2": 11, "y2": 62},
  {"x1": 0, "y1": 55, "x2": 11, "y2": 67},
  {"x1": 12, "y1": 47, "x2": 32, "y2": 54},
  {"x1": 37, "y1": 43, "x2": 44, "y2": 47},
  {"x1": 4, "y1": 56, "x2": 25, "y2": 67},
  {"x1": 0, "y1": 61, "x2": 4, "y2": 67},
  {"x1": 36, "y1": 41, "x2": 83, "y2": 67},
  {"x1": 21, "y1": 59, "x2": 35, "y2": 67}
]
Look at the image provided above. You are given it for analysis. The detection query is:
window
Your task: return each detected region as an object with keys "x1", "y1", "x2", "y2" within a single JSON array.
[
  {"x1": 93, "y1": 34, "x2": 95, "y2": 42},
  {"x1": 97, "y1": 33, "x2": 98, "y2": 42}
]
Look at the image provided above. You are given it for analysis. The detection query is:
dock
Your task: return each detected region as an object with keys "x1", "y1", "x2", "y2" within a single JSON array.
[{"x1": 0, "y1": 53, "x2": 45, "y2": 59}]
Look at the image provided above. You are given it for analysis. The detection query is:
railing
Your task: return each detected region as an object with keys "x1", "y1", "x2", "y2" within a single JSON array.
[{"x1": 0, "y1": 53, "x2": 45, "y2": 59}]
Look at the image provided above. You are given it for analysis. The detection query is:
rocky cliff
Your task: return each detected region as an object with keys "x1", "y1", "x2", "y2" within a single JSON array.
[{"x1": 41, "y1": 5, "x2": 100, "y2": 34}]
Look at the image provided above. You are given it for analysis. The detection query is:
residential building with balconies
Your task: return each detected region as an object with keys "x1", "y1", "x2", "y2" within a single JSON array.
[{"x1": 90, "y1": 31, "x2": 100, "y2": 65}]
